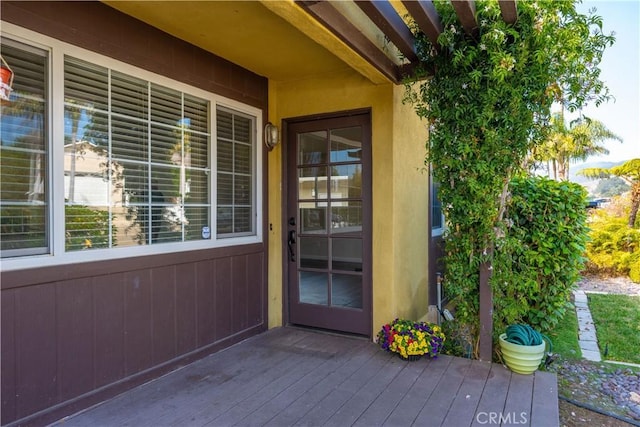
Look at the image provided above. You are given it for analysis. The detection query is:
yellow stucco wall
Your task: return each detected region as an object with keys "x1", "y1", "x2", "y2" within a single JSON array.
[{"x1": 267, "y1": 71, "x2": 430, "y2": 337}]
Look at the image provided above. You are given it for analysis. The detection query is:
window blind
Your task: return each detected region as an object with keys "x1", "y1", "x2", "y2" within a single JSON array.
[
  {"x1": 0, "y1": 38, "x2": 49, "y2": 257},
  {"x1": 63, "y1": 57, "x2": 211, "y2": 249}
]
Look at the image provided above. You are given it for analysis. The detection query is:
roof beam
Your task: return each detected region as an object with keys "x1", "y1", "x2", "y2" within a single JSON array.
[
  {"x1": 401, "y1": 0, "x2": 443, "y2": 51},
  {"x1": 297, "y1": 1, "x2": 401, "y2": 83},
  {"x1": 499, "y1": 0, "x2": 518, "y2": 25},
  {"x1": 354, "y1": 0, "x2": 418, "y2": 63},
  {"x1": 451, "y1": 0, "x2": 478, "y2": 36}
]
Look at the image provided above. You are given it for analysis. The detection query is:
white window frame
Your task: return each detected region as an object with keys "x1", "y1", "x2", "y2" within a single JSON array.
[{"x1": 1, "y1": 23, "x2": 263, "y2": 272}]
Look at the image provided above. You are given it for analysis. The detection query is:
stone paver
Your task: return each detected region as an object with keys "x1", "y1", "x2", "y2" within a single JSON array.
[{"x1": 573, "y1": 290, "x2": 602, "y2": 362}]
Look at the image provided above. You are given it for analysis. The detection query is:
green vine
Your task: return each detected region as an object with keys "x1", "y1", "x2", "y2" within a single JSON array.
[{"x1": 405, "y1": 0, "x2": 614, "y2": 351}]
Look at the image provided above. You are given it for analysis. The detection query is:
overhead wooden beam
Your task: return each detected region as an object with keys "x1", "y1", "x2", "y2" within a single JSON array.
[
  {"x1": 451, "y1": 0, "x2": 478, "y2": 37},
  {"x1": 401, "y1": 0, "x2": 443, "y2": 51},
  {"x1": 297, "y1": 1, "x2": 401, "y2": 83},
  {"x1": 499, "y1": 0, "x2": 518, "y2": 25},
  {"x1": 355, "y1": 0, "x2": 418, "y2": 63}
]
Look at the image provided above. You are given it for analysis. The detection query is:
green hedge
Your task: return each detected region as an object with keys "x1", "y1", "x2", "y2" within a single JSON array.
[{"x1": 491, "y1": 176, "x2": 589, "y2": 333}]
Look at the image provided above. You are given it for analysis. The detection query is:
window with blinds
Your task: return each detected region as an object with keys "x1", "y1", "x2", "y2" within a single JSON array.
[
  {"x1": 1, "y1": 30, "x2": 260, "y2": 263},
  {"x1": 0, "y1": 38, "x2": 49, "y2": 257},
  {"x1": 63, "y1": 57, "x2": 212, "y2": 249},
  {"x1": 216, "y1": 108, "x2": 255, "y2": 237}
]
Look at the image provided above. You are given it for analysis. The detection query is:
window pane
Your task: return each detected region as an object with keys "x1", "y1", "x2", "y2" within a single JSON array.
[
  {"x1": 184, "y1": 95, "x2": 209, "y2": 134},
  {"x1": 331, "y1": 201, "x2": 362, "y2": 234},
  {"x1": 330, "y1": 127, "x2": 362, "y2": 163},
  {"x1": 64, "y1": 143, "x2": 109, "y2": 205},
  {"x1": 234, "y1": 207, "x2": 251, "y2": 233},
  {"x1": 234, "y1": 143, "x2": 251, "y2": 174},
  {"x1": 217, "y1": 173, "x2": 233, "y2": 205},
  {"x1": 151, "y1": 83, "x2": 181, "y2": 126},
  {"x1": 112, "y1": 71, "x2": 147, "y2": 119},
  {"x1": 331, "y1": 164, "x2": 361, "y2": 199},
  {"x1": 217, "y1": 140, "x2": 233, "y2": 172},
  {"x1": 300, "y1": 205, "x2": 326, "y2": 234},
  {"x1": 64, "y1": 57, "x2": 108, "y2": 112},
  {"x1": 234, "y1": 175, "x2": 251, "y2": 205},
  {"x1": 299, "y1": 166, "x2": 327, "y2": 201},
  {"x1": 186, "y1": 169, "x2": 209, "y2": 205},
  {"x1": 299, "y1": 131, "x2": 327, "y2": 165},
  {"x1": 185, "y1": 206, "x2": 210, "y2": 241},
  {"x1": 331, "y1": 274, "x2": 362, "y2": 308},
  {"x1": 217, "y1": 110, "x2": 233, "y2": 140},
  {"x1": 112, "y1": 116, "x2": 148, "y2": 161},
  {"x1": 332, "y1": 238, "x2": 362, "y2": 271},
  {"x1": 117, "y1": 163, "x2": 149, "y2": 247},
  {"x1": 188, "y1": 132, "x2": 208, "y2": 169},
  {"x1": 432, "y1": 180, "x2": 443, "y2": 230},
  {"x1": 1, "y1": 39, "x2": 49, "y2": 256},
  {"x1": 65, "y1": 204, "x2": 110, "y2": 251},
  {"x1": 151, "y1": 165, "x2": 179, "y2": 201},
  {"x1": 151, "y1": 125, "x2": 180, "y2": 165},
  {"x1": 82, "y1": 112, "x2": 109, "y2": 148},
  {"x1": 299, "y1": 236, "x2": 328, "y2": 269},
  {"x1": 300, "y1": 271, "x2": 328, "y2": 305},
  {"x1": 216, "y1": 108, "x2": 255, "y2": 237},
  {"x1": 217, "y1": 206, "x2": 232, "y2": 234},
  {"x1": 234, "y1": 115, "x2": 251, "y2": 143}
]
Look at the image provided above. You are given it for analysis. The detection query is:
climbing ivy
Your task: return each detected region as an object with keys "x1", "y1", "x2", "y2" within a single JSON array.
[{"x1": 405, "y1": 0, "x2": 614, "y2": 351}]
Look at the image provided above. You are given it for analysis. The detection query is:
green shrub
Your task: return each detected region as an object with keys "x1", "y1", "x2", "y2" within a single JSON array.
[
  {"x1": 491, "y1": 176, "x2": 589, "y2": 333},
  {"x1": 585, "y1": 206, "x2": 640, "y2": 282}
]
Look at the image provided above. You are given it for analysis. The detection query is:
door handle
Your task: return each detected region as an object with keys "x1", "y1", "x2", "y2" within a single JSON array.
[{"x1": 288, "y1": 230, "x2": 296, "y2": 262}]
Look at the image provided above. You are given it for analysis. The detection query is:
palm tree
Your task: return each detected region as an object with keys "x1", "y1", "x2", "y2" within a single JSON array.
[
  {"x1": 579, "y1": 158, "x2": 640, "y2": 227},
  {"x1": 532, "y1": 112, "x2": 622, "y2": 180}
]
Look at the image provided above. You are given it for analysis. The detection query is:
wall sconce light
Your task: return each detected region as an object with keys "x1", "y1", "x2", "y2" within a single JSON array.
[{"x1": 264, "y1": 122, "x2": 279, "y2": 151}]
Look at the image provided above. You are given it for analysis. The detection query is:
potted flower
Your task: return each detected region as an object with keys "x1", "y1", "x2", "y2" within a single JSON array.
[
  {"x1": 499, "y1": 324, "x2": 551, "y2": 374},
  {"x1": 377, "y1": 318, "x2": 446, "y2": 360}
]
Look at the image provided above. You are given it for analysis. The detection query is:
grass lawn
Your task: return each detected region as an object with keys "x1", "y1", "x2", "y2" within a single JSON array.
[
  {"x1": 547, "y1": 306, "x2": 581, "y2": 359},
  {"x1": 588, "y1": 294, "x2": 640, "y2": 365}
]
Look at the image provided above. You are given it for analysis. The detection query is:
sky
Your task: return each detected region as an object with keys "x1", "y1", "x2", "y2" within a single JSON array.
[{"x1": 573, "y1": 0, "x2": 640, "y2": 164}]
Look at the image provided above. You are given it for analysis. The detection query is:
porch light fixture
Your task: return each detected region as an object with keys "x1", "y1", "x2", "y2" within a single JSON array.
[{"x1": 264, "y1": 122, "x2": 279, "y2": 151}]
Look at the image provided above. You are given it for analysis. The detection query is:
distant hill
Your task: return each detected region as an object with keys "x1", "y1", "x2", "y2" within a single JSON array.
[
  {"x1": 567, "y1": 160, "x2": 626, "y2": 197},
  {"x1": 569, "y1": 160, "x2": 625, "y2": 184}
]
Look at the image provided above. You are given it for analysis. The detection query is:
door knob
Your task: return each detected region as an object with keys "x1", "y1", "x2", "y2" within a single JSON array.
[{"x1": 288, "y1": 230, "x2": 296, "y2": 262}]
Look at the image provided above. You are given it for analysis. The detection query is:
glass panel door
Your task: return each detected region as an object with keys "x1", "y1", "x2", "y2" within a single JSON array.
[{"x1": 287, "y1": 113, "x2": 371, "y2": 336}]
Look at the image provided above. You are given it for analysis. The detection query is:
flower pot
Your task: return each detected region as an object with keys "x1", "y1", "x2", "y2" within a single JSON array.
[
  {"x1": 0, "y1": 64, "x2": 14, "y2": 102},
  {"x1": 397, "y1": 353, "x2": 422, "y2": 362},
  {"x1": 499, "y1": 333, "x2": 545, "y2": 375}
]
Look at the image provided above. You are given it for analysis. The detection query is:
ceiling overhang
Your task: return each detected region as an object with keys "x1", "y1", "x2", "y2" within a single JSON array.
[{"x1": 103, "y1": 0, "x2": 518, "y2": 86}]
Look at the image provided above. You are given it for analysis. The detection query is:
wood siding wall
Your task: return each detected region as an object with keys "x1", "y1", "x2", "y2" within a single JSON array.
[{"x1": 1, "y1": 2, "x2": 269, "y2": 425}]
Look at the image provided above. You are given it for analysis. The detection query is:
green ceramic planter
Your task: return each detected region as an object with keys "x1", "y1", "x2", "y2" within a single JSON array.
[{"x1": 499, "y1": 333, "x2": 545, "y2": 375}]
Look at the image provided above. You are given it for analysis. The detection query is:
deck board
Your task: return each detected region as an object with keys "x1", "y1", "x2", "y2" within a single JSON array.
[
  {"x1": 382, "y1": 355, "x2": 451, "y2": 426},
  {"x1": 442, "y1": 359, "x2": 492, "y2": 427},
  {"x1": 52, "y1": 327, "x2": 558, "y2": 427},
  {"x1": 530, "y1": 371, "x2": 560, "y2": 427},
  {"x1": 503, "y1": 372, "x2": 534, "y2": 427},
  {"x1": 470, "y1": 362, "x2": 512, "y2": 427},
  {"x1": 412, "y1": 356, "x2": 473, "y2": 426}
]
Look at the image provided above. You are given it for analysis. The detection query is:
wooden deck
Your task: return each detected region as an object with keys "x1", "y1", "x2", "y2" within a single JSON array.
[{"x1": 52, "y1": 327, "x2": 558, "y2": 427}]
